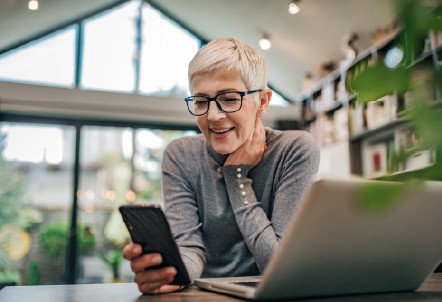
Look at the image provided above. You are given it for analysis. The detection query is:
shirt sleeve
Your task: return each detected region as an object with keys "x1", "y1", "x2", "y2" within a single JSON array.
[
  {"x1": 161, "y1": 140, "x2": 206, "y2": 281},
  {"x1": 222, "y1": 132, "x2": 320, "y2": 272}
]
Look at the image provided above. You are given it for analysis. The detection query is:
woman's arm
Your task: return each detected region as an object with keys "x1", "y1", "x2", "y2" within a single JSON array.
[
  {"x1": 223, "y1": 131, "x2": 320, "y2": 272},
  {"x1": 161, "y1": 139, "x2": 206, "y2": 281}
]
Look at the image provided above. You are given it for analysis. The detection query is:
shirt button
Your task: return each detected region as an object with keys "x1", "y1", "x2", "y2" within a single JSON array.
[
  {"x1": 241, "y1": 191, "x2": 246, "y2": 196},
  {"x1": 237, "y1": 167, "x2": 242, "y2": 172},
  {"x1": 237, "y1": 174, "x2": 242, "y2": 179},
  {"x1": 239, "y1": 184, "x2": 244, "y2": 189},
  {"x1": 244, "y1": 200, "x2": 249, "y2": 205}
]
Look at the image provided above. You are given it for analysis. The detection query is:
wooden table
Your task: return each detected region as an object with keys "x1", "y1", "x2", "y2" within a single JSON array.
[{"x1": 1, "y1": 273, "x2": 442, "y2": 302}]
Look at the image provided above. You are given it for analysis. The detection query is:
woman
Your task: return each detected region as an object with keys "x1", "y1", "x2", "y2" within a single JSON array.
[{"x1": 123, "y1": 37, "x2": 320, "y2": 294}]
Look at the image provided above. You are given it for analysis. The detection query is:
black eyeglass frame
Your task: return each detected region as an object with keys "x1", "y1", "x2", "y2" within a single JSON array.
[{"x1": 184, "y1": 90, "x2": 262, "y2": 116}]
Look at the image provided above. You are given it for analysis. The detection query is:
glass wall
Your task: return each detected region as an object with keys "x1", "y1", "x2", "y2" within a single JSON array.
[
  {"x1": 0, "y1": 26, "x2": 77, "y2": 88},
  {"x1": 0, "y1": 121, "x2": 197, "y2": 285},
  {"x1": 0, "y1": 123, "x2": 75, "y2": 285},
  {"x1": 80, "y1": 1, "x2": 138, "y2": 93},
  {"x1": 76, "y1": 126, "x2": 196, "y2": 283},
  {"x1": 138, "y1": 2, "x2": 200, "y2": 97}
]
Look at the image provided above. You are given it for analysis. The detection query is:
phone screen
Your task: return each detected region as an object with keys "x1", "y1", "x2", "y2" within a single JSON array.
[{"x1": 119, "y1": 205, "x2": 191, "y2": 286}]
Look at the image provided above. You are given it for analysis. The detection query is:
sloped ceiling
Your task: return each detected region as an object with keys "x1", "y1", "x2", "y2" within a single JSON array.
[{"x1": 0, "y1": 0, "x2": 395, "y2": 101}]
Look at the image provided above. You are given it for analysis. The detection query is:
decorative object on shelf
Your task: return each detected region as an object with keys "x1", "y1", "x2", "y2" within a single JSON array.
[
  {"x1": 341, "y1": 32, "x2": 359, "y2": 60},
  {"x1": 362, "y1": 143, "x2": 388, "y2": 178},
  {"x1": 301, "y1": 72, "x2": 315, "y2": 96},
  {"x1": 371, "y1": 20, "x2": 400, "y2": 45},
  {"x1": 316, "y1": 61, "x2": 337, "y2": 78},
  {"x1": 366, "y1": 95, "x2": 397, "y2": 130}
]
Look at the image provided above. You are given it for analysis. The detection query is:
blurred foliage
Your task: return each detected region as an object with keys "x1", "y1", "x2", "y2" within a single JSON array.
[
  {"x1": 0, "y1": 269, "x2": 20, "y2": 284},
  {"x1": 99, "y1": 248, "x2": 123, "y2": 281},
  {"x1": 0, "y1": 132, "x2": 29, "y2": 281},
  {"x1": 0, "y1": 162, "x2": 26, "y2": 228},
  {"x1": 39, "y1": 221, "x2": 96, "y2": 259},
  {"x1": 26, "y1": 260, "x2": 40, "y2": 285},
  {"x1": 356, "y1": 182, "x2": 407, "y2": 213}
]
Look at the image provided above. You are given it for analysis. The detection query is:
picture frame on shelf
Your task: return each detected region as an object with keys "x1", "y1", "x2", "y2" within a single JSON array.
[{"x1": 362, "y1": 142, "x2": 388, "y2": 178}]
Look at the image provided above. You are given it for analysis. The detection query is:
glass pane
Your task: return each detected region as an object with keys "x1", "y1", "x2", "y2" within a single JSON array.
[
  {"x1": 80, "y1": 1, "x2": 138, "y2": 93},
  {"x1": 139, "y1": 3, "x2": 200, "y2": 97},
  {"x1": 0, "y1": 27, "x2": 77, "y2": 88},
  {"x1": 77, "y1": 126, "x2": 196, "y2": 283},
  {"x1": 270, "y1": 90, "x2": 289, "y2": 107},
  {"x1": 0, "y1": 123, "x2": 75, "y2": 285}
]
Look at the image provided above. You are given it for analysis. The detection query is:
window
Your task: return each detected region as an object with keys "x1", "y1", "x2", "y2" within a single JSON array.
[
  {"x1": 77, "y1": 126, "x2": 196, "y2": 283},
  {"x1": 270, "y1": 90, "x2": 289, "y2": 107},
  {"x1": 0, "y1": 27, "x2": 77, "y2": 88},
  {"x1": 138, "y1": 3, "x2": 199, "y2": 97},
  {"x1": 80, "y1": 1, "x2": 138, "y2": 93},
  {"x1": 0, "y1": 123, "x2": 75, "y2": 285}
]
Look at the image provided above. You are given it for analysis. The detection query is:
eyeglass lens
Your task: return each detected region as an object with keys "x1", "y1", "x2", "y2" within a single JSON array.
[{"x1": 189, "y1": 92, "x2": 242, "y2": 115}]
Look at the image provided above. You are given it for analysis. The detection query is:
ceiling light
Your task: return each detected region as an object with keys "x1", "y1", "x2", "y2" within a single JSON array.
[
  {"x1": 288, "y1": 0, "x2": 300, "y2": 15},
  {"x1": 28, "y1": 0, "x2": 39, "y2": 11},
  {"x1": 259, "y1": 34, "x2": 271, "y2": 50}
]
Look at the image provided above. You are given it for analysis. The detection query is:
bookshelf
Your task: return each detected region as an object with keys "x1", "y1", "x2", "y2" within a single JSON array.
[{"x1": 300, "y1": 29, "x2": 442, "y2": 181}]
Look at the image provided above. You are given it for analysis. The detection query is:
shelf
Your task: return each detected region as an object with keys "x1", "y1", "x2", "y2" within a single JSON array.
[
  {"x1": 408, "y1": 48, "x2": 440, "y2": 68},
  {"x1": 374, "y1": 164, "x2": 442, "y2": 182},
  {"x1": 349, "y1": 118, "x2": 406, "y2": 142},
  {"x1": 321, "y1": 101, "x2": 344, "y2": 115}
]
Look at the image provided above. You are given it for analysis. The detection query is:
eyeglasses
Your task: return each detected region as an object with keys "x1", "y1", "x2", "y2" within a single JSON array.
[{"x1": 184, "y1": 90, "x2": 262, "y2": 116}]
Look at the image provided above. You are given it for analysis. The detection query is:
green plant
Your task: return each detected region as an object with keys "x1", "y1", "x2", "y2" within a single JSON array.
[
  {"x1": 26, "y1": 260, "x2": 40, "y2": 285},
  {"x1": 39, "y1": 221, "x2": 96, "y2": 259},
  {"x1": 0, "y1": 269, "x2": 20, "y2": 285},
  {"x1": 99, "y1": 248, "x2": 123, "y2": 281}
]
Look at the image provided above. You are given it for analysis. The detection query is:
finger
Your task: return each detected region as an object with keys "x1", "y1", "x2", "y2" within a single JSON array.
[
  {"x1": 122, "y1": 243, "x2": 142, "y2": 260},
  {"x1": 140, "y1": 282, "x2": 182, "y2": 295},
  {"x1": 138, "y1": 281, "x2": 162, "y2": 294},
  {"x1": 130, "y1": 253, "x2": 162, "y2": 273},
  {"x1": 134, "y1": 266, "x2": 177, "y2": 284},
  {"x1": 154, "y1": 284, "x2": 183, "y2": 294}
]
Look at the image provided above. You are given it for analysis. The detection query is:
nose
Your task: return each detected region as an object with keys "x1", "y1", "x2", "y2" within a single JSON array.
[{"x1": 206, "y1": 101, "x2": 226, "y2": 121}]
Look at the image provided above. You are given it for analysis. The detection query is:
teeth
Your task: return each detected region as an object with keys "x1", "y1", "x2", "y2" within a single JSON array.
[{"x1": 212, "y1": 128, "x2": 231, "y2": 134}]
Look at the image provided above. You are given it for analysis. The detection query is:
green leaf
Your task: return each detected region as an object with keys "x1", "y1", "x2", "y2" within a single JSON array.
[
  {"x1": 350, "y1": 64, "x2": 411, "y2": 103},
  {"x1": 356, "y1": 182, "x2": 408, "y2": 214}
]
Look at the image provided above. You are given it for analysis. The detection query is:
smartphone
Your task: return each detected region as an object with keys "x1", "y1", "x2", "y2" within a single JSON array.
[{"x1": 119, "y1": 204, "x2": 191, "y2": 286}]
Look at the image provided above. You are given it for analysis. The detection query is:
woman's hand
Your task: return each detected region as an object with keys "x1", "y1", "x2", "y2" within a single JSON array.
[
  {"x1": 225, "y1": 118, "x2": 267, "y2": 166},
  {"x1": 122, "y1": 243, "x2": 182, "y2": 294}
]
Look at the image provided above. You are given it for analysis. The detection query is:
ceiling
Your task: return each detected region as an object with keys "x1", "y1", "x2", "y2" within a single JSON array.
[{"x1": 0, "y1": 0, "x2": 395, "y2": 101}]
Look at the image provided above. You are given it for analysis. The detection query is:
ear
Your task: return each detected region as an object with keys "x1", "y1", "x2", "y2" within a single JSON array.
[{"x1": 256, "y1": 89, "x2": 272, "y2": 118}]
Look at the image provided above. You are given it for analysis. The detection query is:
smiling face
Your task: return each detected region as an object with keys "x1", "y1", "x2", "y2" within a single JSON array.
[{"x1": 191, "y1": 69, "x2": 265, "y2": 154}]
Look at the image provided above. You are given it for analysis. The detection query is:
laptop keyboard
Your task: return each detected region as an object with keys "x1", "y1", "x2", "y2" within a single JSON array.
[{"x1": 230, "y1": 281, "x2": 260, "y2": 288}]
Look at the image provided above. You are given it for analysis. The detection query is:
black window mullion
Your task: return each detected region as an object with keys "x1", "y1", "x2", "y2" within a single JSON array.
[{"x1": 74, "y1": 23, "x2": 84, "y2": 88}]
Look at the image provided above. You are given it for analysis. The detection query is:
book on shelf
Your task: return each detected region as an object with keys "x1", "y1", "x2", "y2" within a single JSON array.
[
  {"x1": 365, "y1": 94, "x2": 397, "y2": 130},
  {"x1": 348, "y1": 101, "x2": 365, "y2": 137}
]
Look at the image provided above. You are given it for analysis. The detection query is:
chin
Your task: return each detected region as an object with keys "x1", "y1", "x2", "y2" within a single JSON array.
[
  {"x1": 212, "y1": 146, "x2": 233, "y2": 155},
  {"x1": 211, "y1": 143, "x2": 236, "y2": 155}
]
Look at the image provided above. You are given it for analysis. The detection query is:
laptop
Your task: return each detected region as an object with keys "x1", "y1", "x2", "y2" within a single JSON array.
[{"x1": 194, "y1": 178, "x2": 442, "y2": 300}]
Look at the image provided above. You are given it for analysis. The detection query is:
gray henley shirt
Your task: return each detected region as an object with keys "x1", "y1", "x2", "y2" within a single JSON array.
[{"x1": 162, "y1": 128, "x2": 320, "y2": 281}]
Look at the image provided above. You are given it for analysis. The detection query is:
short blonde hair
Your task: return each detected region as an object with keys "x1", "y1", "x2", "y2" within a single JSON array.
[{"x1": 188, "y1": 38, "x2": 267, "y2": 92}]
